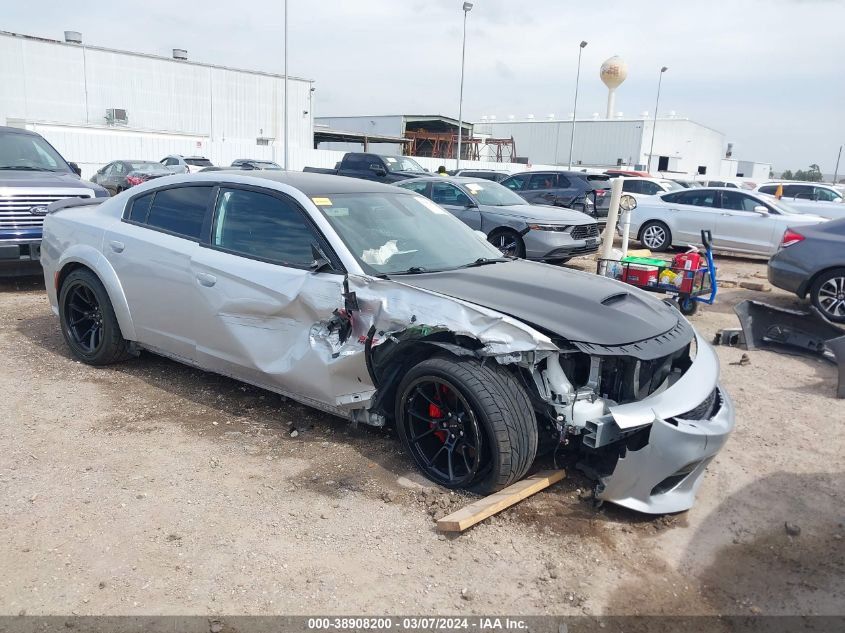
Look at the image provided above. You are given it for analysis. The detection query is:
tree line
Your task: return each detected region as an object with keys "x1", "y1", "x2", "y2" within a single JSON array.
[{"x1": 780, "y1": 164, "x2": 824, "y2": 182}]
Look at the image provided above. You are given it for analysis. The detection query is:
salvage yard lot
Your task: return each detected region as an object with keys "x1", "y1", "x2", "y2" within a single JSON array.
[{"x1": 1, "y1": 255, "x2": 843, "y2": 616}]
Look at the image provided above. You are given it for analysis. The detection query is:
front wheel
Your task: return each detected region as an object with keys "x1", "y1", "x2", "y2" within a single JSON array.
[
  {"x1": 640, "y1": 221, "x2": 672, "y2": 251},
  {"x1": 395, "y1": 356, "x2": 538, "y2": 494},
  {"x1": 488, "y1": 229, "x2": 526, "y2": 258},
  {"x1": 678, "y1": 296, "x2": 699, "y2": 316}
]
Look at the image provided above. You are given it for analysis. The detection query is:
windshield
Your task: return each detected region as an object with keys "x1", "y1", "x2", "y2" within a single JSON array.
[
  {"x1": 0, "y1": 131, "x2": 71, "y2": 172},
  {"x1": 129, "y1": 161, "x2": 165, "y2": 171},
  {"x1": 315, "y1": 192, "x2": 502, "y2": 275},
  {"x1": 660, "y1": 180, "x2": 684, "y2": 192},
  {"x1": 463, "y1": 181, "x2": 527, "y2": 206},
  {"x1": 758, "y1": 194, "x2": 801, "y2": 215},
  {"x1": 251, "y1": 161, "x2": 282, "y2": 169},
  {"x1": 185, "y1": 158, "x2": 213, "y2": 167},
  {"x1": 383, "y1": 156, "x2": 426, "y2": 173}
]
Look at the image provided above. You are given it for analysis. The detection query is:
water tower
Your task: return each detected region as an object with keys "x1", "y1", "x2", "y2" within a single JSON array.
[{"x1": 600, "y1": 56, "x2": 628, "y2": 119}]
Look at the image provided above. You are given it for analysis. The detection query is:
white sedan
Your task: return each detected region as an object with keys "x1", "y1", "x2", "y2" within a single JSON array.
[{"x1": 628, "y1": 188, "x2": 829, "y2": 256}]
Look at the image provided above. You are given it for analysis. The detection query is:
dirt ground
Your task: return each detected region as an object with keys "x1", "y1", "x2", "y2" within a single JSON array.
[{"x1": 1, "y1": 254, "x2": 843, "y2": 617}]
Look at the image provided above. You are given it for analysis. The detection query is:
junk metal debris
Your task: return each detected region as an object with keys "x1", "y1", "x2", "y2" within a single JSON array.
[{"x1": 714, "y1": 300, "x2": 845, "y2": 398}]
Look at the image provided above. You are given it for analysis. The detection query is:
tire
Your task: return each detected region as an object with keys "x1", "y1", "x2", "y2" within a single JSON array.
[
  {"x1": 810, "y1": 267, "x2": 845, "y2": 323},
  {"x1": 678, "y1": 296, "x2": 699, "y2": 316},
  {"x1": 488, "y1": 229, "x2": 526, "y2": 258},
  {"x1": 640, "y1": 221, "x2": 672, "y2": 251},
  {"x1": 395, "y1": 356, "x2": 538, "y2": 495},
  {"x1": 59, "y1": 268, "x2": 131, "y2": 365}
]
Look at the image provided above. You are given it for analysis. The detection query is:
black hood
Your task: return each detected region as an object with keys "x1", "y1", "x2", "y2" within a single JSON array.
[{"x1": 399, "y1": 259, "x2": 683, "y2": 347}]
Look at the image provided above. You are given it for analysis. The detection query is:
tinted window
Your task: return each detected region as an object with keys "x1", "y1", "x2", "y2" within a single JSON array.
[
  {"x1": 721, "y1": 191, "x2": 761, "y2": 212},
  {"x1": 343, "y1": 154, "x2": 367, "y2": 169},
  {"x1": 816, "y1": 187, "x2": 841, "y2": 202},
  {"x1": 664, "y1": 190, "x2": 716, "y2": 207},
  {"x1": 622, "y1": 180, "x2": 642, "y2": 194},
  {"x1": 502, "y1": 174, "x2": 526, "y2": 191},
  {"x1": 185, "y1": 158, "x2": 213, "y2": 167},
  {"x1": 758, "y1": 185, "x2": 778, "y2": 195},
  {"x1": 431, "y1": 182, "x2": 472, "y2": 206},
  {"x1": 128, "y1": 192, "x2": 154, "y2": 223},
  {"x1": 146, "y1": 186, "x2": 213, "y2": 238},
  {"x1": 641, "y1": 181, "x2": 663, "y2": 195},
  {"x1": 212, "y1": 188, "x2": 316, "y2": 266},
  {"x1": 400, "y1": 181, "x2": 430, "y2": 196},
  {"x1": 528, "y1": 174, "x2": 558, "y2": 190}
]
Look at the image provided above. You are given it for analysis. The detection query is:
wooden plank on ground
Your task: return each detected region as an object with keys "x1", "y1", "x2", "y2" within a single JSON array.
[{"x1": 437, "y1": 470, "x2": 566, "y2": 533}]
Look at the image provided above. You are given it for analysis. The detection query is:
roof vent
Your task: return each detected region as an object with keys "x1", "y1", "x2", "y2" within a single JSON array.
[
  {"x1": 64, "y1": 31, "x2": 82, "y2": 44},
  {"x1": 172, "y1": 48, "x2": 188, "y2": 61}
]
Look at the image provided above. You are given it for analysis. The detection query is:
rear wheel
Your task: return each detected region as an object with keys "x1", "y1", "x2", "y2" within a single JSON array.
[
  {"x1": 640, "y1": 220, "x2": 672, "y2": 251},
  {"x1": 810, "y1": 267, "x2": 845, "y2": 323},
  {"x1": 395, "y1": 356, "x2": 537, "y2": 494},
  {"x1": 488, "y1": 229, "x2": 526, "y2": 258},
  {"x1": 59, "y1": 269, "x2": 131, "y2": 365}
]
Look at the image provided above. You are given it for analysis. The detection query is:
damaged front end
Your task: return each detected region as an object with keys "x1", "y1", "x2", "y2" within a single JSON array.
[{"x1": 533, "y1": 321, "x2": 733, "y2": 514}]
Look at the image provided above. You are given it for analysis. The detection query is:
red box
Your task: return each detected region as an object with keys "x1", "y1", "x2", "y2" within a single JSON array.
[
  {"x1": 623, "y1": 265, "x2": 659, "y2": 287},
  {"x1": 677, "y1": 270, "x2": 705, "y2": 294}
]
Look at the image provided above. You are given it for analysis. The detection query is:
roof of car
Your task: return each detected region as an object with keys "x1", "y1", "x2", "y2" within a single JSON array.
[
  {"x1": 398, "y1": 176, "x2": 494, "y2": 185},
  {"x1": 0, "y1": 125, "x2": 38, "y2": 136},
  {"x1": 208, "y1": 170, "x2": 412, "y2": 195}
]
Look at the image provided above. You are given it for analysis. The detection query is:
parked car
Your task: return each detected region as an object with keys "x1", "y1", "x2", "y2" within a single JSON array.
[
  {"x1": 449, "y1": 169, "x2": 510, "y2": 182},
  {"x1": 667, "y1": 179, "x2": 704, "y2": 189},
  {"x1": 0, "y1": 126, "x2": 108, "y2": 276},
  {"x1": 619, "y1": 177, "x2": 683, "y2": 196},
  {"x1": 500, "y1": 171, "x2": 611, "y2": 224},
  {"x1": 628, "y1": 188, "x2": 828, "y2": 256},
  {"x1": 41, "y1": 171, "x2": 733, "y2": 513},
  {"x1": 231, "y1": 159, "x2": 283, "y2": 171},
  {"x1": 604, "y1": 169, "x2": 650, "y2": 177},
  {"x1": 160, "y1": 155, "x2": 213, "y2": 174},
  {"x1": 303, "y1": 152, "x2": 427, "y2": 183},
  {"x1": 90, "y1": 160, "x2": 172, "y2": 195},
  {"x1": 756, "y1": 182, "x2": 843, "y2": 204},
  {"x1": 768, "y1": 218, "x2": 845, "y2": 323},
  {"x1": 397, "y1": 176, "x2": 601, "y2": 262}
]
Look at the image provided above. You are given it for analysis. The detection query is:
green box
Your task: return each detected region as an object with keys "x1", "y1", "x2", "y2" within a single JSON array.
[{"x1": 621, "y1": 256, "x2": 667, "y2": 267}]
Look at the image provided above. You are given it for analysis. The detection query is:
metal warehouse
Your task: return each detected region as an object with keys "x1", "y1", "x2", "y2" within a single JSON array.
[
  {"x1": 0, "y1": 30, "x2": 314, "y2": 177},
  {"x1": 477, "y1": 116, "x2": 727, "y2": 177}
]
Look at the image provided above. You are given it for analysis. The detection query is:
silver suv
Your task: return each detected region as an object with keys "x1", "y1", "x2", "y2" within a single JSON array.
[{"x1": 160, "y1": 155, "x2": 214, "y2": 174}]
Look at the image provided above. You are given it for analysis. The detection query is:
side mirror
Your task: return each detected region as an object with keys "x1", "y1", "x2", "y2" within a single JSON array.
[
  {"x1": 370, "y1": 165, "x2": 387, "y2": 177},
  {"x1": 309, "y1": 244, "x2": 333, "y2": 273},
  {"x1": 69, "y1": 162, "x2": 82, "y2": 176},
  {"x1": 753, "y1": 205, "x2": 770, "y2": 215},
  {"x1": 465, "y1": 199, "x2": 478, "y2": 208},
  {"x1": 619, "y1": 194, "x2": 638, "y2": 211}
]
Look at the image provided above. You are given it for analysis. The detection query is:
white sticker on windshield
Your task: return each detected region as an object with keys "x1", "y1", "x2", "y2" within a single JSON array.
[
  {"x1": 324, "y1": 207, "x2": 349, "y2": 217},
  {"x1": 466, "y1": 183, "x2": 484, "y2": 192},
  {"x1": 385, "y1": 157, "x2": 397, "y2": 163},
  {"x1": 417, "y1": 197, "x2": 448, "y2": 215}
]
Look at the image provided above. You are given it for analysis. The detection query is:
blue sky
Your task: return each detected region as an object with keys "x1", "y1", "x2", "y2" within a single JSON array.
[{"x1": 5, "y1": 0, "x2": 844, "y2": 173}]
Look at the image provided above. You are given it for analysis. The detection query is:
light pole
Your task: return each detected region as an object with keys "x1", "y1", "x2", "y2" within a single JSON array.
[
  {"x1": 833, "y1": 145, "x2": 842, "y2": 185},
  {"x1": 283, "y1": 0, "x2": 289, "y2": 170},
  {"x1": 456, "y1": 1, "x2": 473, "y2": 169},
  {"x1": 567, "y1": 40, "x2": 588, "y2": 170},
  {"x1": 647, "y1": 66, "x2": 668, "y2": 173}
]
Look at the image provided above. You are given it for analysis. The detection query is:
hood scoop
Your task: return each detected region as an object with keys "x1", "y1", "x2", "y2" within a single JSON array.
[{"x1": 601, "y1": 291, "x2": 629, "y2": 306}]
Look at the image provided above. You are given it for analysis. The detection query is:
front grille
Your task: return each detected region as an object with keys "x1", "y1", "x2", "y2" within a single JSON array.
[
  {"x1": 0, "y1": 193, "x2": 91, "y2": 230},
  {"x1": 571, "y1": 224, "x2": 599, "y2": 240}
]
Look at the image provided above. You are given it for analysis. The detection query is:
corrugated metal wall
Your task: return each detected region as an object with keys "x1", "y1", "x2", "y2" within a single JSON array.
[{"x1": 0, "y1": 32, "x2": 313, "y2": 177}]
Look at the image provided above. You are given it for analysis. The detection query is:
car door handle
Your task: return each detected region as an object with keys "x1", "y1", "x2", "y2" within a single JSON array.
[
  {"x1": 196, "y1": 272, "x2": 217, "y2": 287},
  {"x1": 108, "y1": 240, "x2": 125, "y2": 253}
]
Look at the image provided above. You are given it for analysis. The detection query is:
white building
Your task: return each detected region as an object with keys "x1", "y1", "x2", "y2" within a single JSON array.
[
  {"x1": 0, "y1": 30, "x2": 314, "y2": 177},
  {"x1": 478, "y1": 116, "x2": 727, "y2": 178}
]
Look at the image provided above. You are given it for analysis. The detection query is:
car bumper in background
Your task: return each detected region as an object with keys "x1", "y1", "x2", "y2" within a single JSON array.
[
  {"x1": 767, "y1": 252, "x2": 810, "y2": 296},
  {"x1": 524, "y1": 228, "x2": 601, "y2": 261},
  {"x1": 0, "y1": 240, "x2": 42, "y2": 276}
]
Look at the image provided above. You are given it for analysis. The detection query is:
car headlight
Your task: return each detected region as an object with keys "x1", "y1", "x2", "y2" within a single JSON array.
[{"x1": 527, "y1": 224, "x2": 571, "y2": 232}]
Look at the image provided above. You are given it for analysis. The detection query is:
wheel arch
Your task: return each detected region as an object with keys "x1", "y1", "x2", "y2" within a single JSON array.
[
  {"x1": 801, "y1": 265, "x2": 845, "y2": 299},
  {"x1": 55, "y1": 247, "x2": 137, "y2": 341}
]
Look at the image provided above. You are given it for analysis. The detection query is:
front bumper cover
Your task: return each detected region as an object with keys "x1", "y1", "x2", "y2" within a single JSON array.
[{"x1": 596, "y1": 333, "x2": 736, "y2": 514}]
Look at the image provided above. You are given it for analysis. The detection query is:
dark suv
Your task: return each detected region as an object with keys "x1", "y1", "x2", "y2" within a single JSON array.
[
  {"x1": 0, "y1": 126, "x2": 108, "y2": 276},
  {"x1": 500, "y1": 171, "x2": 611, "y2": 224}
]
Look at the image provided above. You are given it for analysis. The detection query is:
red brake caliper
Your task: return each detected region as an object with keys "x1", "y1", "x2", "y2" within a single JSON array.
[{"x1": 429, "y1": 386, "x2": 449, "y2": 443}]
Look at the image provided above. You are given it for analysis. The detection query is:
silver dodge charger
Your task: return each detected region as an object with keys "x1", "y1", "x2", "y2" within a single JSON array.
[{"x1": 40, "y1": 171, "x2": 734, "y2": 513}]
